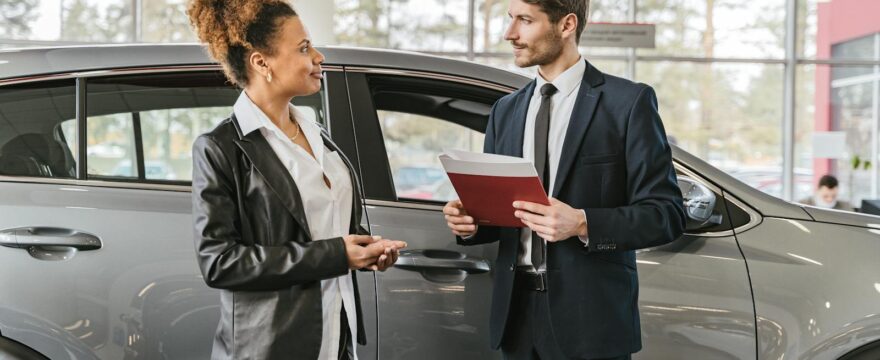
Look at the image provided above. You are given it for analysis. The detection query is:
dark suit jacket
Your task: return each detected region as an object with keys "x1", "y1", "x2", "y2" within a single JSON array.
[
  {"x1": 192, "y1": 115, "x2": 367, "y2": 360},
  {"x1": 459, "y1": 60, "x2": 686, "y2": 358}
]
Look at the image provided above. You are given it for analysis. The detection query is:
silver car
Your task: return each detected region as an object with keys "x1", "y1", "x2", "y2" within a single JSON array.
[{"x1": 0, "y1": 45, "x2": 878, "y2": 360}]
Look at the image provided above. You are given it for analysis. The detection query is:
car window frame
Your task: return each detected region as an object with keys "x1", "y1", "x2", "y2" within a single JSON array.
[
  {"x1": 676, "y1": 162, "x2": 762, "y2": 237},
  {"x1": 344, "y1": 68, "x2": 510, "y2": 205},
  {"x1": 0, "y1": 64, "x2": 764, "y2": 237},
  {"x1": 0, "y1": 65, "x2": 345, "y2": 192},
  {"x1": 0, "y1": 78, "x2": 79, "y2": 180}
]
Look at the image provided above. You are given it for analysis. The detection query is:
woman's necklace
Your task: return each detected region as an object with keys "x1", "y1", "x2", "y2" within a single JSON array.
[{"x1": 288, "y1": 114, "x2": 301, "y2": 142}]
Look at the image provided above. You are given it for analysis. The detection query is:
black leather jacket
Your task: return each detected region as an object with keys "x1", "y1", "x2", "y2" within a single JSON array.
[{"x1": 192, "y1": 115, "x2": 367, "y2": 360}]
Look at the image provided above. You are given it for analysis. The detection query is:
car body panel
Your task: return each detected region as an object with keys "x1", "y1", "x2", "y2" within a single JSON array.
[
  {"x1": 634, "y1": 232, "x2": 757, "y2": 360},
  {"x1": 802, "y1": 205, "x2": 880, "y2": 228},
  {"x1": 0, "y1": 181, "x2": 212, "y2": 359},
  {"x1": 736, "y1": 217, "x2": 880, "y2": 360},
  {"x1": 364, "y1": 203, "x2": 500, "y2": 359}
]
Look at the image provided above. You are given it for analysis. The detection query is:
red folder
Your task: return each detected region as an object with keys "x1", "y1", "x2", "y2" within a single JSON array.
[{"x1": 440, "y1": 150, "x2": 550, "y2": 228}]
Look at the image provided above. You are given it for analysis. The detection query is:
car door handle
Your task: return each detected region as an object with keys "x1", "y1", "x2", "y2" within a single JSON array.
[
  {"x1": 0, "y1": 227, "x2": 102, "y2": 251},
  {"x1": 394, "y1": 249, "x2": 490, "y2": 274}
]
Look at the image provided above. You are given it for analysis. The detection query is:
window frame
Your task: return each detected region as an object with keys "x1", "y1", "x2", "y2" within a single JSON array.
[
  {"x1": 0, "y1": 65, "x2": 344, "y2": 192},
  {"x1": 0, "y1": 78, "x2": 78, "y2": 180},
  {"x1": 345, "y1": 68, "x2": 509, "y2": 205},
  {"x1": 676, "y1": 162, "x2": 761, "y2": 237},
  {"x1": 83, "y1": 71, "x2": 240, "y2": 185}
]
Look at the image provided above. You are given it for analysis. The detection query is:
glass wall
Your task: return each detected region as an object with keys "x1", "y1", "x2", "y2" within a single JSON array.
[{"x1": 3, "y1": 0, "x2": 880, "y2": 208}]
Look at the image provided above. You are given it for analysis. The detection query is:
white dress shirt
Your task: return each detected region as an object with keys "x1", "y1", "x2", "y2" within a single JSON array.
[
  {"x1": 234, "y1": 92, "x2": 358, "y2": 360},
  {"x1": 518, "y1": 58, "x2": 590, "y2": 271}
]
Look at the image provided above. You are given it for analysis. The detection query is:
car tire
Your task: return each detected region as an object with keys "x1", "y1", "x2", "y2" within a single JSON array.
[{"x1": 0, "y1": 336, "x2": 47, "y2": 360}]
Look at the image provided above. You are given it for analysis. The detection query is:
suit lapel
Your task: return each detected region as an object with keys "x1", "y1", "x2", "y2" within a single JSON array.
[
  {"x1": 508, "y1": 80, "x2": 535, "y2": 158},
  {"x1": 231, "y1": 115, "x2": 313, "y2": 237},
  {"x1": 552, "y1": 61, "x2": 604, "y2": 198}
]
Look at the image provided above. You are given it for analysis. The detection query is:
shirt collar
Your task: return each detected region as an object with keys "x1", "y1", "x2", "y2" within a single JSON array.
[
  {"x1": 534, "y1": 57, "x2": 585, "y2": 98},
  {"x1": 233, "y1": 91, "x2": 319, "y2": 137},
  {"x1": 232, "y1": 91, "x2": 326, "y2": 165}
]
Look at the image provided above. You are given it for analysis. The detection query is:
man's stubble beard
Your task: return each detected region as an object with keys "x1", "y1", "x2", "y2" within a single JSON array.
[{"x1": 515, "y1": 29, "x2": 564, "y2": 68}]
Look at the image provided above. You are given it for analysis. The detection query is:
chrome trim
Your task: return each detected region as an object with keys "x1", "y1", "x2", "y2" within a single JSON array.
[
  {"x1": 364, "y1": 199, "x2": 444, "y2": 212},
  {"x1": 0, "y1": 65, "x2": 345, "y2": 86},
  {"x1": 344, "y1": 66, "x2": 516, "y2": 93},
  {"x1": 0, "y1": 175, "x2": 192, "y2": 192}
]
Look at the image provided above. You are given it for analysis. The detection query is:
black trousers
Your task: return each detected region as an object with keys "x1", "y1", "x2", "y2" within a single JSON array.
[
  {"x1": 501, "y1": 272, "x2": 632, "y2": 360},
  {"x1": 338, "y1": 307, "x2": 353, "y2": 360}
]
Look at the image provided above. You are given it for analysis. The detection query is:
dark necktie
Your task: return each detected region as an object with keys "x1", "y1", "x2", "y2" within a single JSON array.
[{"x1": 532, "y1": 83, "x2": 557, "y2": 270}]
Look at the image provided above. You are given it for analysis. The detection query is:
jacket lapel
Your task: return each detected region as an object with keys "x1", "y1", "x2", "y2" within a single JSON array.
[
  {"x1": 552, "y1": 60, "x2": 604, "y2": 198},
  {"x1": 231, "y1": 115, "x2": 313, "y2": 237},
  {"x1": 508, "y1": 80, "x2": 535, "y2": 158}
]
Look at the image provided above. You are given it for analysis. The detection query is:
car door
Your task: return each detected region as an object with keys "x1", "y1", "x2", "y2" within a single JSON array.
[
  {"x1": 0, "y1": 78, "x2": 105, "y2": 359},
  {"x1": 344, "y1": 70, "x2": 508, "y2": 359},
  {"x1": 633, "y1": 163, "x2": 759, "y2": 359},
  {"x1": 0, "y1": 67, "x2": 378, "y2": 359}
]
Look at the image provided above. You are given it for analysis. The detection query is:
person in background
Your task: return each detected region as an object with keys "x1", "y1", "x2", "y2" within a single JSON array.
[{"x1": 799, "y1": 174, "x2": 854, "y2": 211}]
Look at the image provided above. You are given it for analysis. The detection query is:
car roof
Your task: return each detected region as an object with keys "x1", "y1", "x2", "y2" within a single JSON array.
[{"x1": 0, "y1": 44, "x2": 529, "y2": 89}]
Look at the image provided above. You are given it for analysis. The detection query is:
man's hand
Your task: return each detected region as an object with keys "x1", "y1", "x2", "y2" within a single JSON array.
[
  {"x1": 443, "y1": 200, "x2": 477, "y2": 237},
  {"x1": 365, "y1": 239, "x2": 407, "y2": 271},
  {"x1": 513, "y1": 197, "x2": 587, "y2": 242}
]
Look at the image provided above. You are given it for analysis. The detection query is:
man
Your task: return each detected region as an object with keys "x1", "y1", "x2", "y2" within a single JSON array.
[
  {"x1": 443, "y1": 0, "x2": 686, "y2": 359},
  {"x1": 799, "y1": 174, "x2": 854, "y2": 211}
]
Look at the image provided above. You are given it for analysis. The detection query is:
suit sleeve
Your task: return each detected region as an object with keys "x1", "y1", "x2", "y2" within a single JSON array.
[
  {"x1": 191, "y1": 135, "x2": 349, "y2": 291},
  {"x1": 457, "y1": 101, "x2": 501, "y2": 246},
  {"x1": 583, "y1": 86, "x2": 686, "y2": 252}
]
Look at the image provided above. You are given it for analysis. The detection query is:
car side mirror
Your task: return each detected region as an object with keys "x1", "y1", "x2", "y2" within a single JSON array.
[{"x1": 678, "y1": 176, "x2": 723, "y2": 231}]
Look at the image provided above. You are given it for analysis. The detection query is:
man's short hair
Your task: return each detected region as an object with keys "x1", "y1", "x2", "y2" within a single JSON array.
[
  {"x1": 818, "y1": 174, "x2": 839, "y2": 189},
  {"x1": 522, "y1": 0, "x2": 590, "y2": 43}
]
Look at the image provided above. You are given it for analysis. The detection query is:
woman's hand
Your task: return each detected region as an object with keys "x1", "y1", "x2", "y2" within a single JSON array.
[
  {"x1": 343, "y1": 235, "x2": 407, "y2": 270},
  {"x1": 344, "y1": 235, "x2": 383, "y2": 269},
  {"x1": 365, "y1": 239, "x2": 407, "y2": 271}
]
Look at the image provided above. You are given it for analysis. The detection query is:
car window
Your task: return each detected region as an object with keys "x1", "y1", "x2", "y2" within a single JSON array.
[
  {"x1": 366, "y1": 75, "x2": 502, "y2": 203},
  {"x1": 80, "y1": 71, "x2": 326, "y2": 183},
  {"x1": 378, "y1": 110, "x2": 484, "y2": 202},
  {"x1": 138, "y1": 106, "x2": 231, "y2": 181},
  {"x1": 724, "y1": 195, "x2": 753, "y2": 229},
  {"x1": 0, "y1": 80, "x2": 78, "y2": 179},
  {"x1": 88, "y1": 113, "x2": 139, "y2": 178}
]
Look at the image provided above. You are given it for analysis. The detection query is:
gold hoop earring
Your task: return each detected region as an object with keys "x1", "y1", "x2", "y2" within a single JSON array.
[{"x1": 266, "y1": 71, "x2": 273, "y2": 83}]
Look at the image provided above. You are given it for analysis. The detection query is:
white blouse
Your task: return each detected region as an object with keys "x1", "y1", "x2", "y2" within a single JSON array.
[{"x1": 233, "y1": 92, "x2": 358, "y2": 360}]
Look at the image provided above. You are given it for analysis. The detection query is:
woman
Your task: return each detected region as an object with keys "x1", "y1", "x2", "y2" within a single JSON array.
[{"x1": 188, "y1": 1, "x2": 406, "y2": 359}]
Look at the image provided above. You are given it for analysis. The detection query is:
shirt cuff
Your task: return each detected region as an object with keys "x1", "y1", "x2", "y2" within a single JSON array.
[
  {"x1": 461, "y1": 225, "x2": 479, "y2": 240},
  {"x1": 578, "y1": 210, "x2": 589, "y2": 247}
]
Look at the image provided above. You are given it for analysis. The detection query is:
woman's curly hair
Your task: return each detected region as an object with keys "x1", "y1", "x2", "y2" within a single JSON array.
[{"x1": 187, "y1": 0, "x2": 297, "y2": 87}]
